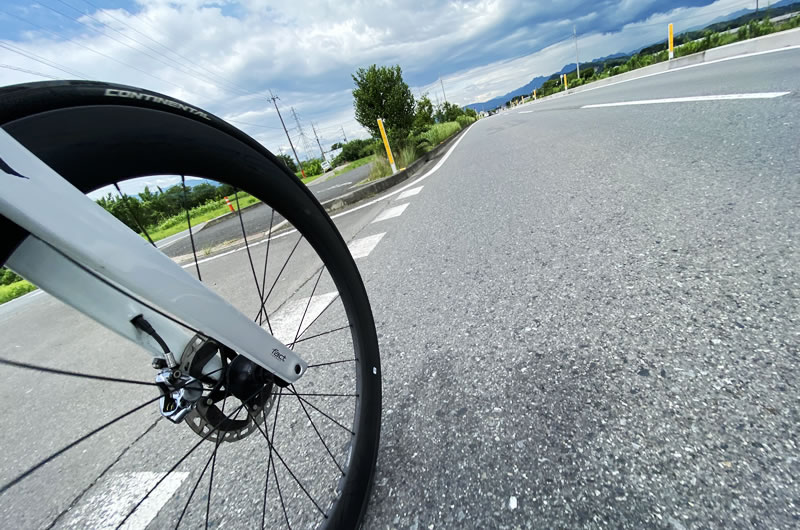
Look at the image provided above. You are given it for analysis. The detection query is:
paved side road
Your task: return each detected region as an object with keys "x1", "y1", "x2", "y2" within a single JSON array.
[{"x1": 160, "y1": 162, "x2": 374, "y2": 257}]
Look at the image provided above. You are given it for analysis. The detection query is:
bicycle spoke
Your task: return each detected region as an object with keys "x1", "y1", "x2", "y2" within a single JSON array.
[
  {"x1": 175, "y1": 392, "x2": 232, "y2": 530},
  {"x1": 116, "y1": 391, "x2": 259, "y2": 529},
  {"x1": 257, "y1": 208, "x2": 276, "y2": 332},
  {"x1": 306, "y1": 357, "x2": 356, "y2": 368},
  {"x1": 290, "y1": 392, "x2": 355, "y2": 435},
  {"x1": 0, "y1": 357, "x2": 155, "y2": 386},
  {"x1": 272, "y1": 454, "x2": 292, "y2": 529},
  {"x1": 181, "y1": 175, "x2": 202, "y2": 281},
  {"x1": 289, "y1": 295, "x2": 340, "y2": 347},
  {"x1": 290, "y1": 384, "x2": 344, "y2": 475},
  {"x1": 114, "y1": 183, "x2": 155, "y2": 247},
  {"x1": 291, "y1": 266, "x2": 326, "y2": 346},
  {"x1": 233, "y1": 190, "x2": 272, "y2": 329},
  {"x1": 0, "y1": 395, "x2": 160, "y2": 495},
  {"x1": 204, "y1": 393, "x2": 230, "y2": 529},
  {"x1": 273, "y1": 392, "x2": 358, "y2": 397},
  {"x1": 255, "y1": 234, "x2": 303, "y2": 325},
  {"x1": 261, "y1": 389, "x2": 282, "y2": 529},
  {"x1": 292, "y1": 325, "x2": 351, "y2": 346},
  {"x1": 174, "y1": 446, "x2": 215, "y2": 529},
  {"x1": 245, "y1": 407, "x2": 328, "y2": 518}
]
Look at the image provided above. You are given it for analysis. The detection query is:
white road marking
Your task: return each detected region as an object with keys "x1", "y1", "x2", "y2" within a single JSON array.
[
  {"x1": 326, "y1": 181, "x2": 352, "y2": 190},
  {"x1": 347, "y1": 233, "x2": 385, "y2": 259},
  {"x1": 518, "y1": 110, "x2": 533, "y2": 114},
  {"x1": 266, "y1": 291, "x2": 339, "y2": 343},
  {"x1": 372, "y1": 204, "x2": 409, "y2": 223},
  {"x1": 582, "y1": 92, "x2": 790, "y2": 108},
  {"x1": 177, "y1": 123, "x2": 474, "y2": 268},
  {"x1": 329, "y1": 124, "x2": 474, "y2": 220},
  {"x1": 65, "y1": 472, "x2": 188, "y2": 530},
  {"x1": 397, "y1": 186, "x2": 423, "y2": 200}
]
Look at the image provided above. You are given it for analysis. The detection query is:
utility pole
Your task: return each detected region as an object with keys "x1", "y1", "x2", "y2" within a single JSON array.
[
  {"x1": 440, "y1": 77, "x2": 448, "y2": 104},
  {"x1": 574, "y1": 25, "x2": 580, "y2": 80},
  {"x1": 756, "y1": 0, "x2": 759, "y2": 13},
  {"x1": 269, "y1": 90, "x2": 305, "y2": 179},
  {"x1": 311, "y1": 122, "x2": 326, "y2": 161},
  {"x1": 290, "y1": 107, "x2": 312, "y2": 161},
  {"x1": 340, "y1": 126, "x2": 347, "y2": 143}
]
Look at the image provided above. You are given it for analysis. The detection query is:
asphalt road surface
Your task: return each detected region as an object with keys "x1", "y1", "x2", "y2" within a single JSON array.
[
  {"x1": 160, "y1": 161, "x2": 374, "y2": 258},
  {"x1": 1, "y1": 46, "x2": 798, "y2": 529}
]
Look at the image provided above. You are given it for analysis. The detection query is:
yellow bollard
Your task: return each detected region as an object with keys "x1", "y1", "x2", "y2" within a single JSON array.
[
  {"x1": 564, "y1": 74, "x2": 568, "y2": 91},
  {"x1": 669, "y1": 23, "x2": 674, "y2": 59},
  {"x1": 377, "y1": 118, "x2": 397, "y2": 174}
]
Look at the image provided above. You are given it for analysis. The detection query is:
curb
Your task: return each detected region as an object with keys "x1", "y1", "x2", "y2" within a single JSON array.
[
  {"x1": 196, "y1": 124, "x2": 471, "y2": 232},
  {"x1": 319, "y1": 125, "x2": 470, "y2": 213}
]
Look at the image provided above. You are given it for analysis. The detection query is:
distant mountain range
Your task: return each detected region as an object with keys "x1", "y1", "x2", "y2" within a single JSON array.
[{"x1": 465, "y1": 1, "x2": 798, "y2": 111}]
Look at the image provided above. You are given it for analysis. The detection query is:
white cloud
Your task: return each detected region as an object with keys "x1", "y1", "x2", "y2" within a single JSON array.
[{"x1": 1, "y1": 0, "x2": 754, "y2": 159}]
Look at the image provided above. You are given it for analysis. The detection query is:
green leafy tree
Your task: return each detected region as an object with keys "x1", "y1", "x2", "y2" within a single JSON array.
[
  {"x1": 351, "y1": 64, "x2": 415, "y2": 139},
  {"x1": 412, "y1": 95, "x2": 435, "y2": 134},
  {"x1": 276, "y1": 153, "x2": 297, "y2": 172}
]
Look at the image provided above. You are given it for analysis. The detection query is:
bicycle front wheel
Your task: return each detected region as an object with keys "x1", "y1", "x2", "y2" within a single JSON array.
[{"x1": 0, "y1": 81, "x2": 381, "y2": 529}]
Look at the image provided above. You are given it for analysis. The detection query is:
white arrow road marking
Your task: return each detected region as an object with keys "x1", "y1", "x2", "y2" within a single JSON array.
[
  {"x1": 347, "y1": 233, "x2": 385, "y2": 259},
  {"x1": 372, "y1": 204, "x2": 409, "y2": 223},
  {"x1": 265, "y1": 291, "x2": 339, "y2": 343},
  {"x1": 582, "y1": 92, "x2": 790, "y2": 108},
  {"x1": 64, "y1": 472, "x2": 188, "y2": 529},
  {"x1": 397, "y1": 186, "x2": 423, "y2": 200}
]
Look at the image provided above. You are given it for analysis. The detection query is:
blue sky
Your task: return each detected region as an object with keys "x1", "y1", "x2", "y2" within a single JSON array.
[{"x1": 0, "y1": 0, "x2": 757, "y2": 175}]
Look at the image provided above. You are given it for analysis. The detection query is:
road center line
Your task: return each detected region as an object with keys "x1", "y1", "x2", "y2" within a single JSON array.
[
  {"x1": 582, "y1": 92, "x2": 790, "y2": 108},
  {"x1": 518, "y1": 110, "x2": 533, "y2": 114},
  {"x1": 372, "y1": 203, "x2": 409, "y2": 223},
  {"x1": 347, "y1": 233, "x2": 385, "y2": 259}
]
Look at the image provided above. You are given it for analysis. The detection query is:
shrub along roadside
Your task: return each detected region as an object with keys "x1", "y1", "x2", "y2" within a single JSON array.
[
  {"x1": 365, "y1": 116, "x2": 475, "y2": 182},
  {"x1": 0, "y1": 279, "x2": 37, "y2": 304}
]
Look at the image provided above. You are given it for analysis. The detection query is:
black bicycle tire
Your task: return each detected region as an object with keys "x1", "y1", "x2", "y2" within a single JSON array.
[{"x1": 0, "y1": 80, "x2": 381, "y2": 529}]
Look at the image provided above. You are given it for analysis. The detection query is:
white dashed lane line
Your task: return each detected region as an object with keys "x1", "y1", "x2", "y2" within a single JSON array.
[
  {"x1": 347, "y1": 233, "x2": 385, "y2": 259},
  {"x1": 265, "y1": 291, "x2": 339, "y2": 343},
  {"x1": 371, "y1": 204, "x2": 409, "y2": 223},
  {"x1": 581, "y1": 92, "x2": 790, "y2": 108},
  {"x1": 65, "y1": 472, "x2": 188, "y2": 530},
  {"x1": 396, "y1": 186, "x2": 423, "y2": 200}
]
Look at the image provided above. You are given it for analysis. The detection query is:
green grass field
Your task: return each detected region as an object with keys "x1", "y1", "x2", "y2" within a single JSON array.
[{"x1": 145, "y1": 193, "x2": 260, "y2": 242}]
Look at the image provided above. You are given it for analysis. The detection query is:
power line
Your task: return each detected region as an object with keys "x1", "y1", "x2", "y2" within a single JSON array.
[
  {"x1": 75, "y1": 0, "x2": 256, "y2": 97},
  {"x1": 0, "y1": 63, "x2": 61, "y2": 79},
  {"x1": 0, "y1": 8, "x2": 187, "y2": 90},
  {"x1": 0, "y1": 41, "x2": 89, "y2": 79},
  {"x1": 41, "y1": 0, "x2": 253, "y2": 97}
]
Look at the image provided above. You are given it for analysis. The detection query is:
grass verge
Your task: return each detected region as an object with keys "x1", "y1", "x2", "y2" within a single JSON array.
[
  {"x1": 145, "y1": 193, "x2": 260, "y2": 242},
  {"x1": 0, "y1": 280, "x2": 37, "y2": 304},
  {"x1": 335, "y1": 154, "x2": 376, "y2": 175}
]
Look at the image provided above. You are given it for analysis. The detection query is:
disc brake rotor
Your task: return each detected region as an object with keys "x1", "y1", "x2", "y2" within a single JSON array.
[{"x1": 179, "y1": 335, "x2": 275, "y2": 443}]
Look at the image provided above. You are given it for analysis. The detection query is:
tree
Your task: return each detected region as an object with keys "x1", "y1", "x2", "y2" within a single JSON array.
[
  {"x1": 330, "y1": 142, "x2": 343, "y2": 150},
  {"x1": 276, "y1": 153, "x2": 297, "y2": 172},
  {"x1": 464, "y1": 107, "x2": 477, "y2": 119},
  {"x1": 412, "y1": 95, "x2": 435, "y2": 134},
  {"x1": 351, "y1": 64, "x2": 415, "y2": 139}
]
